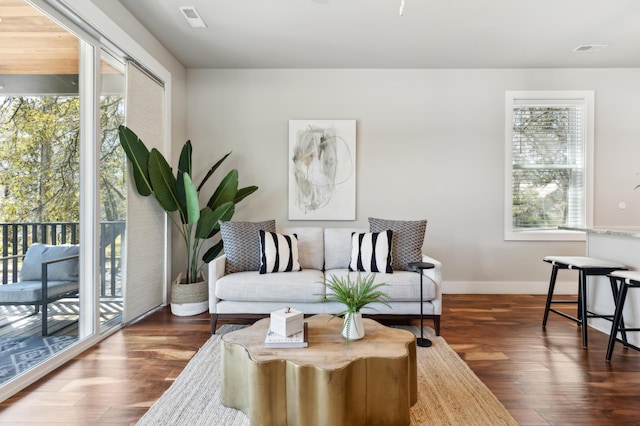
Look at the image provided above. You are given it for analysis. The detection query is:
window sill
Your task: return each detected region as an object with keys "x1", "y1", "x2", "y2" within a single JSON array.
[{"x1": 505, "y1": 229, "x2": 586, "y2": 241}]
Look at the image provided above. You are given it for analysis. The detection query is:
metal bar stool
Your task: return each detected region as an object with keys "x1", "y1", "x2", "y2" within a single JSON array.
[
  {"x1": 606, "y1": 270, "x2": 640, "y2": 362},
  {"x1": 542, "y1": 256, "x2": 628, "y2": 348}
]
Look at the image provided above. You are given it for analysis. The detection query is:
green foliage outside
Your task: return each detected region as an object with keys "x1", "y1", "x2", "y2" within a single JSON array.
[
  {"x1": 511, "y1": 107, "x2": 581, "y2": 229},
  {"x1": 1, "y1": 96, "x2": 80, "y2": 223},
  {"x1": 98, "y1": 96, "x2": 127, "y2": 222},
  {"x1": 0, "y1": 95, "x2": 126, "y2": 260},
  {"x1": 0, "y1": 95, "x2": 126, "y2": 224}
]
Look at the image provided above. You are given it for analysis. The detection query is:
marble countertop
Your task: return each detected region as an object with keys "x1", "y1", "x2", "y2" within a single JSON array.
[{"x1": 561, "y1": 226, "x2": 640, "y2": 238}]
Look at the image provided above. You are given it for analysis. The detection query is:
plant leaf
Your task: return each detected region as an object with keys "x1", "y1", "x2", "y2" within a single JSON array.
[
  {"x1": 183, "y1": 173, "x2": 200, "y2": 224},
  {"x1": 118, "y1": 125, "x2": 152, "y2": 196},
  {"x1": 176, "y1": 141, "x2": 192, "y2": 207},
  {"x1": 178, "y1": 140, "x2": 193, "y2": 176},
  {"x1": 205, "y1": 202, "x2": 235, "y2": 239},
  {"x1": 148, "y1": 148, "x2": 180, "y2": 213},
  {"x1": 195, "y1": 202, "x2": 234, "y2": 239},
  {"x1": 202, "y1": 239, "x2": 224, "y2": 263},
  {"x1": 235, "y1": 186, "x2": 259, "y2": 204},
  {"x1": 197, "y1": 152, "x2": 231, "y2": 192},
  {"x1": 207, "y1": 169, "x2": 238, "y2": 210},
  {"x1": 320, "y1": 273, "x2": 390, "y2": 313}
]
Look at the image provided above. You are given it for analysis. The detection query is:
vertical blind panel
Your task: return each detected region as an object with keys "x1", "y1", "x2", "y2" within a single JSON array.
[{"x1": 123, "y1": 63, "x2": 166, "y2": 323}]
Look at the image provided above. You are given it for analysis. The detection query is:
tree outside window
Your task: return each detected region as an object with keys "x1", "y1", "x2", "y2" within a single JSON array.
[
  {"x1": 505, "y1": 91, "x2": 593, "y2": 241},
  {"x1": 0, "y1": 95, "x2": 125, "y2": 224}
]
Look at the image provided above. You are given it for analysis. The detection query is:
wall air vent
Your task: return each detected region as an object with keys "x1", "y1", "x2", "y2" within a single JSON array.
[
  {"x1": 572, "y1": 44, "x2": 608, "y2": 53},
  {"x1": 179, "y1": 6, "x2": 207, "y2": 29}
]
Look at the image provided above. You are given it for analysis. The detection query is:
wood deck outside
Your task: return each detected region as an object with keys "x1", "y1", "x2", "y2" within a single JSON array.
[{"x1": 0, "y1": 300, "x2": 123, "y2": 338}]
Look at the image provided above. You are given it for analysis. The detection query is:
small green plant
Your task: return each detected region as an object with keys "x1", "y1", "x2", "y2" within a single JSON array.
[{"x1": 321, "y1": 273, "x2": 391, "y2": 342}]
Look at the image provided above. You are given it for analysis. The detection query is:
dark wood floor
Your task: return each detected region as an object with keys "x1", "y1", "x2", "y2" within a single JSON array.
[{"x1": 0, "y1": 294, "x2": 638, "y2": 425}]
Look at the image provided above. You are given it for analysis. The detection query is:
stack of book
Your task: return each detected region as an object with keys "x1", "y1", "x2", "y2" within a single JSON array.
[{"x1": 264, "y1": 322, "x2": 309, "y2": 348}]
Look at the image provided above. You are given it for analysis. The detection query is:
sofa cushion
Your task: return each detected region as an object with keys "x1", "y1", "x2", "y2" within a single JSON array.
[
  {"x1": 216, "y1": 269, "x2": 325, "y2": 303},
  {"x1": 281, "y1": 227, "x2": 324, "y2": 270},
  {"x1": 325, "y1": 269, "x2": 436, "y2": 302},
  {"x1": 259, "y1": 231, "x2": 302, "y2": 274},
  {"x1": 324, "y1": 227, "x2": 367, "y2": 270},
  {"x1": 220, "y1": 219, "x2": 276, "y2": 273},
  {"x1": 19, "y1": 243, "x2": 79, "y2": 282},
  {"x1": 0, "y1": 280, "x2": 78, "y2": 303},
  {"x1": 349, "y1": 231, "x2": 393, "y2": 273},
  {"x1": 369, "y1": 218, "x2": 427, "y2": 271}
]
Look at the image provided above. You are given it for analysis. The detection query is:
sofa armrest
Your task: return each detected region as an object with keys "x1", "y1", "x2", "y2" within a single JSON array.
[
  {"x1": 421, "y1": 254, "x2": 442, "y2": 315},
  {"x1": 208, "y1": 255, "x2": 227, "y2": 313}
]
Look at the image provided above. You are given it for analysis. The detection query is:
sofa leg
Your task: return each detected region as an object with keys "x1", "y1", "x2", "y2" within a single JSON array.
[
  {"x1": 211, "y1": 314, "x2": 218, "y2": 334},
  {"x1": 433, "y1": 316, "x2": 441, "y2": 336}
]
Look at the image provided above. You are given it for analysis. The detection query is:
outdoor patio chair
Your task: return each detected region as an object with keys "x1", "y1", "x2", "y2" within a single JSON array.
[{"x1": 0, "y1": 243, "x2": 79, "y2": 336}]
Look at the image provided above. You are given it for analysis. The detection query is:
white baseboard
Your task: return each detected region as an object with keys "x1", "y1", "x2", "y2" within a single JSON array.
[{"x1": 443, "y1": 281, "x2": 576, "y2": 295}]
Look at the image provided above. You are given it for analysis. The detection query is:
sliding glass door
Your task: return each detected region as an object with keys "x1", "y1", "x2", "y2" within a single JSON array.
[
  {"x1": 98, "y1": 54, "x2": 126, "y2": 332},
  {"x1": 0, "y1": 0, "x2": 127, "y2": 388},
  {"x1": 0, "y1": 0, "x2": 86, "y2": 384}
]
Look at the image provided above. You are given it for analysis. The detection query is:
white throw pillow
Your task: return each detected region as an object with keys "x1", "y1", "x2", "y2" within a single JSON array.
[
  {"x1": 259, "y1": 231, "x2": 302, "y2": 274},
  {"x1": 349, "y1": 230, "x2": 393, "y2": 273}
]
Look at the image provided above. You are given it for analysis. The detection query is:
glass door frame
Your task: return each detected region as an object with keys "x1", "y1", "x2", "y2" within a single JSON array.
[{"x1": 0, "y1": 0, "x2": 126, "y2": 401}]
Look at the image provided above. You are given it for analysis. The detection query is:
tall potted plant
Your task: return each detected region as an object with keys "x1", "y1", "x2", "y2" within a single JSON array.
[
  {"x1": 322, "y1": 274, "x2": 390, "y2": 342},
  {"x1": 118, "y1": 125, "x2": 258, "y2": 315}
]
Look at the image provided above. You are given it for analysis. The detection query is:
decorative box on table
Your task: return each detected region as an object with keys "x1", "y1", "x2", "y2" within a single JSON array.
[{"x1": 270, "y1": 307, "x2": 304, "y2": 337}]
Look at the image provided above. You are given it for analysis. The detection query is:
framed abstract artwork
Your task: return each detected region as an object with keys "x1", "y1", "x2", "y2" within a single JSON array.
[{"x1": 288, "y1": 120, "x2": 356, "y2": 220}]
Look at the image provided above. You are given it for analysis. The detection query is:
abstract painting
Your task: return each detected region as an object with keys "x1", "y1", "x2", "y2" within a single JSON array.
[{"x1": 289, "y1": 120, "x2": 356, "y2": 220}]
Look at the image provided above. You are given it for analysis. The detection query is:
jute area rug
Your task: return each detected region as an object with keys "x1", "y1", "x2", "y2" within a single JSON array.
[{"x1": 137, "y1": 325, "x2": 517, "y2": 426}]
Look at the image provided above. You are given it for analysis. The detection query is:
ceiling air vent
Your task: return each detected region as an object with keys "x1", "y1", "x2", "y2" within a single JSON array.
[
  {"x1": 179, "y1": 6, "x2": 207, "y2": 29},
  {"x1": 572, "y1": 44, "x2": 608, "y2": 53}
]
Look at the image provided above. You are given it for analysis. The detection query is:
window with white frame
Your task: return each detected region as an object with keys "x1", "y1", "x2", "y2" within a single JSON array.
[{"x1": 504, "y1": 91, "x2": 594, "y2": 241}]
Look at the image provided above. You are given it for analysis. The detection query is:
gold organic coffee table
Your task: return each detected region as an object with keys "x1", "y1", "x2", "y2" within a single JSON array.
[{"x1": 221, "y1": 314, "x2": 417, "y2": 426}]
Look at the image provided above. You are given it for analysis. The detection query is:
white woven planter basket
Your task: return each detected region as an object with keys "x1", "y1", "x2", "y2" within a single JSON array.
[{"x1": 170, "y1": 273, "x2": 208, "y2": 316}]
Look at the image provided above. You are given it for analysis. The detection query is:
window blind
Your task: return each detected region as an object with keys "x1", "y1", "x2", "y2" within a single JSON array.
[
  {"x1": 123, "y1": 62, "x2": 166, "y2": 323},
  {"x1": 510, "y1": 100, "x2": 586, "y2": 230}
]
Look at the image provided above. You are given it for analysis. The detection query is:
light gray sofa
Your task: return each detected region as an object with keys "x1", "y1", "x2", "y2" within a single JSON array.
[{"x1": 208, "y1": 227, "x2": 442, "y2": 334}]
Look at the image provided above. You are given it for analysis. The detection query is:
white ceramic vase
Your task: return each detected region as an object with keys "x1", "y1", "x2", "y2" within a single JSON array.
[{"x1": 342, "y1": 311, "x2": 365, "y2": 341}]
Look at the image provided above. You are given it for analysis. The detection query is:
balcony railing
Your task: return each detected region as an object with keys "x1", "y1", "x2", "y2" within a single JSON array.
[{"x1": 0, "y1": 221, "x2": 125, "y2": 297}]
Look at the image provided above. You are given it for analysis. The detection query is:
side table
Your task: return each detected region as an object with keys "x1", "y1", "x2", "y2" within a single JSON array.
[{"x1": 408, "y1": 261, "x2": 435, "y2": 347}]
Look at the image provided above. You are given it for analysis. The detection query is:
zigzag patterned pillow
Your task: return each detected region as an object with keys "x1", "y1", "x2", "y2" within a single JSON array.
[
  {"x1": 259, "y1": 231, "x2": 302, "y2": 274},
  {"x1": 220, "y1": 220, "x2": 276, "y2": 273},
  {"x1": 369, "y1": 218, "x2": 427, "y2": 271},
  {"x1": 349, "y1": 230, "x2": 393, "y2": 273}
]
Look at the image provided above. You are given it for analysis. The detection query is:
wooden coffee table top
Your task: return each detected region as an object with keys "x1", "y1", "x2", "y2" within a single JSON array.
[{"x1": 222, "y1": 314, "x2": 416, "y2": 370}]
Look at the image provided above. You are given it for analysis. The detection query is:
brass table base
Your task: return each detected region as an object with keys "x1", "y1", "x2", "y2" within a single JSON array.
[{"x1": 222, "y1": 314, "x2": 417, "y2": 426}]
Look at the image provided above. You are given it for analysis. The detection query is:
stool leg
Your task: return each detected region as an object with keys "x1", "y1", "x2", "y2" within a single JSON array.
[
  {"x1": 579, "y1": 269, "x2": 588, "y2": 348},
  {"x1": 607, "y1": 282, "x2": 629, "y2": 362},
  {"x1": 609, "y1": 277, "x2": 629, "y2": 346},
  {"x1": 577, "y1": 278, "x2": 583, "y2": 321},
  {"x1": 543, "y1": 265, "x2": 559, "y2": 327}
]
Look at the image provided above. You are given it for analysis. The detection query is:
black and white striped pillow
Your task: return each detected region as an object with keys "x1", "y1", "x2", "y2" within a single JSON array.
[
  {"x1": 349, "y1": 230, "x2": 393, "y2": 273},
  {"x1": 259, "y1": 231, "x2": 302, "y2": 274}
]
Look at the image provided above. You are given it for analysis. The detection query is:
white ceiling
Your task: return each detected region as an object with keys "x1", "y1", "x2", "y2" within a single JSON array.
[{"x1": 118, "y1": 0, "x2": 640, "y2": 69}]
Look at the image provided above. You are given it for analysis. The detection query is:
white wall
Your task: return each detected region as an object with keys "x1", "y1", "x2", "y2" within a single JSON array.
[{"x1": 187, "y1": 68, "x2": 640, "y2": 293}]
